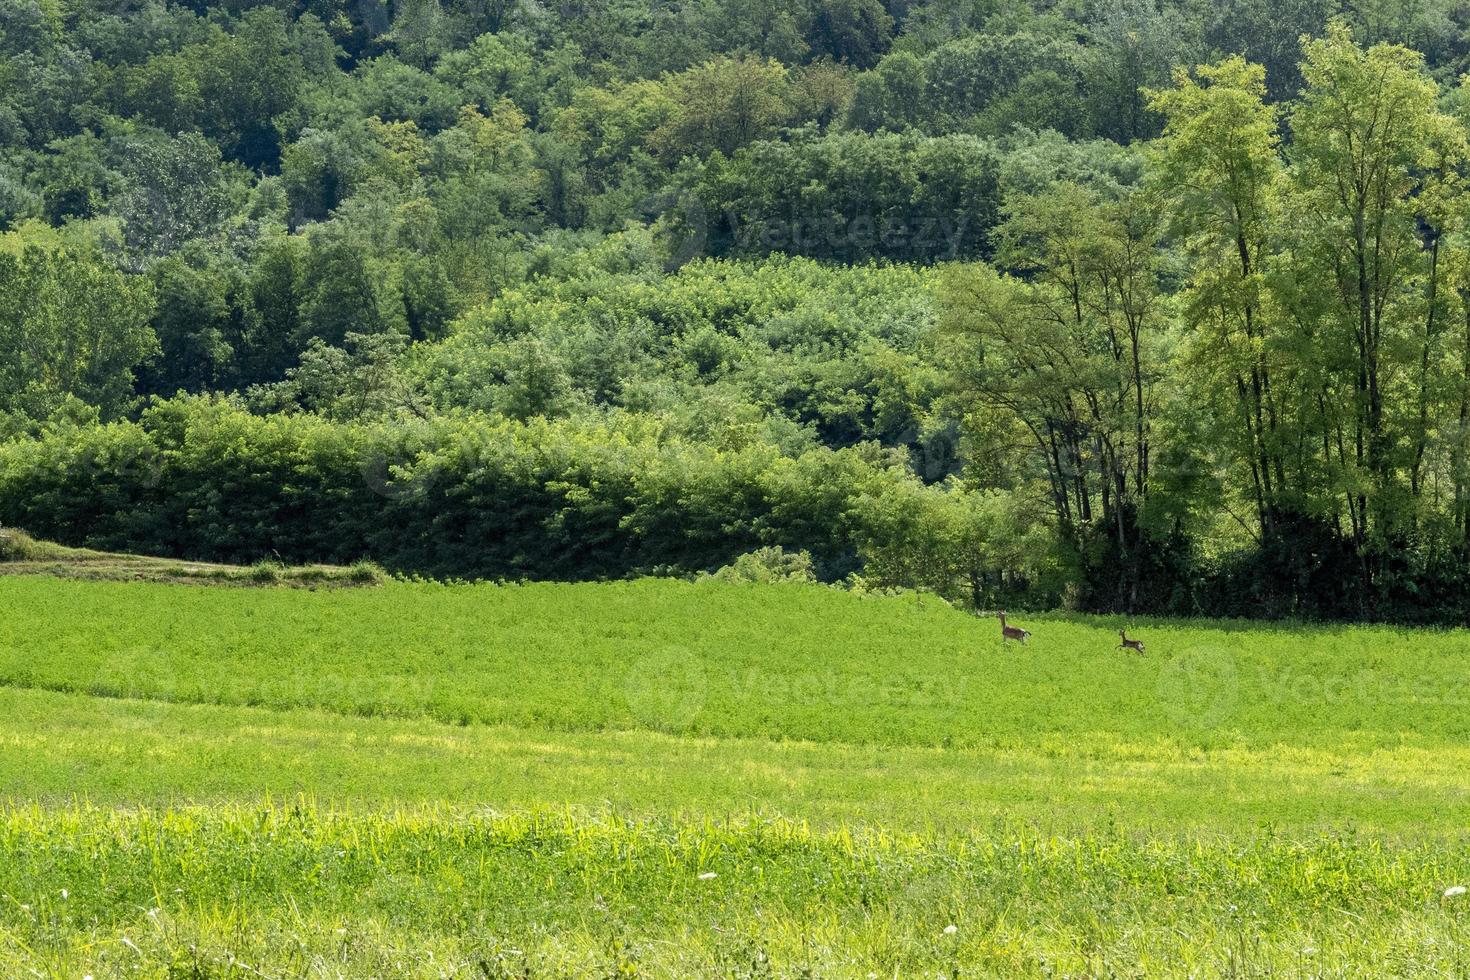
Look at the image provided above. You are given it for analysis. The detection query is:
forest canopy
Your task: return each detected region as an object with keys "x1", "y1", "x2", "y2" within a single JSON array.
[{"x1": 7, "y1": 0, "x2": 1470, "y2": 620}]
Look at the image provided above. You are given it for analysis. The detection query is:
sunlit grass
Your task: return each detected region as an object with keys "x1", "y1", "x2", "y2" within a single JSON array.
[
  {"x1": 3, "y1": 576, "x2": 1469, "y2": 747},
  {"x1": 4, "y1": 687, "x2": 1470, "y2": 836},
  {"x1": 7, "y1": 574, "x2": 1470, "y2": 974},
  {"x1": 5, "y1": 802, "x2": 1470, "y2": 977}
]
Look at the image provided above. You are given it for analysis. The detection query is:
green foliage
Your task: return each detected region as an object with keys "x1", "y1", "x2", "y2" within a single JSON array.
[
  {"x1": 0, "y1": 396, "x2": 995, "y2": 584},
  {"x1": 0, "y1": 527, "x2": 46, "y2": 561},
  {"x1": 0, "y1": 532, "x2": 385, "y2": 584},
  {"x1": 0, "y1": 233, "x2": 157, "y2": 420},
  {"x1": 688, "y1": 131, "x2": 1000, "y2": 262},
  {"x1": 6, "y1": 799, "x2": 1470, "y2": 975},
  {"x1": 12, "y1": 574, "x2": 1470, "y2": 751},
  {"x1": 2, "y1": 574, "x2": 1470, "y2": 971},
  {"x1": 249, "y1": 330, "x2": 423, "y2": 420},
  {"x1": 9, "y1": 0, "x2": 1470, "y2": 621},
  {"x1": 705, "y1": 545, "x2": 817, "y2": 583},
  {"x1": 110, "y1": 130, "x2": 246, "y2": 260},
  {"x1": 416, "y1": 248, "x2": 944, "y2": 449}
]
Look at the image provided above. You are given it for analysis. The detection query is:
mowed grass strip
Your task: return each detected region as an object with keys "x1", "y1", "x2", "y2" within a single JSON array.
[
  {"x1": 0, "y1": 529, "x2": 382, "y2": 587},
  {"x1": 4, "y1": 802, "x2": 1470, "y2": 978},
  {"x1": 4, "y1": 686, "x2": 1470, "y2": 835},
  {"x1": 4, "y1": 576, "x2": 1470, "y2": 748}
]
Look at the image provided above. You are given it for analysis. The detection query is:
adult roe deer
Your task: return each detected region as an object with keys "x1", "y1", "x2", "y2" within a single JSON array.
[
  {"x1": 999, "y1": 610, "x2": 1030, "y2": 644},
  {"x1": 1118, "y1": 628, "x2": 1145, "y2": 654}
]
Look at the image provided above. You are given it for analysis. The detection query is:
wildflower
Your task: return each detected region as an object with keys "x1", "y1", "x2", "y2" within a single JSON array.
[
  {"x1": 698, "y1": 871, "x2": 718, "y2": 880},
  {"x1": 1445, "y1": 885, "x2": 1467, "y2": 898},
  {"x1": 943, "y1": 924, "x2": 958, "y2": 935}
]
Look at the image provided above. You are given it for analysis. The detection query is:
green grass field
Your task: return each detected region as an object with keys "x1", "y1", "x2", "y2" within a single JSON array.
[{"x1": 5, "y1": 574, "x2": 1470, "y2": 975}]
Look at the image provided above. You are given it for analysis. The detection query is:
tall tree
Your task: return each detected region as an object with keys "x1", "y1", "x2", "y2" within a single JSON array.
[
  {"x1": 0, "y1": 236, "x2": 156, "y2": 420},
  {"x1": 940, "y1": 183, "x2": 1163, "y2": 605},
  {"x1": 1287, "y1": 21, "x2": 1458, "y2": 552},
  {"x1": 1148, "y1": 57, "x2": 1290, "y2": 539}
]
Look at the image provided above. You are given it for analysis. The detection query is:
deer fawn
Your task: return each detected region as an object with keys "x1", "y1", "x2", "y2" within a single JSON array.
[
  {"x1": 999, "y1": 610, "x2": 1030, "y2": 644},
  {"x1": 1118, "y1": 629, "x2": 1145, "y2": 654}
]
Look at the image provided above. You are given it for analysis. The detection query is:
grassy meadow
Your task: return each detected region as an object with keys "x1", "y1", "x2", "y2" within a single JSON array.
[{"x1": 5, "y1": 574, "x2": 1470, "y2": 975}]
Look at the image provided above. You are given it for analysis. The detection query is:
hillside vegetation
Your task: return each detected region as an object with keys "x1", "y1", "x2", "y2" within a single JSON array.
[
  {"x1": 10, "y1": 0, "x2": 1470, "y2": 973},
  {"x1": 10, "y1": 0, "x2": 1470, "y2": 620}
]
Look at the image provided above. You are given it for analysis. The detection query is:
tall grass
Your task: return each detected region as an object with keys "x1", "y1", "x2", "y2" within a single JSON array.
[
  {"x1": 4, "y1": 802, "x2": 1470, "y2": 977},
  {"x1": 2, "y1": 576, "x2": 1468, "y2": 748},
  {"x1": 4, "y1": 575, "x2": 1470, "y2": 974}
]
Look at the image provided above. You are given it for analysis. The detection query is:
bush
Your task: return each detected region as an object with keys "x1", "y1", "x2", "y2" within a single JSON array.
[
  {"x1": 705, "y1": 547, "x2": 817, "y2": 584},
  {"x1": 0, "y1": 527, "x2": 41, "y2": 561},
  {"x1": 345, "y1": 559, "x2": 386, "y2": 585},
  {"x1": 0, "y1": 396, "x2": 981, "y2": 584},
  {"x1": 246, "y1": 560, "x2": 286, "y2": 583}
]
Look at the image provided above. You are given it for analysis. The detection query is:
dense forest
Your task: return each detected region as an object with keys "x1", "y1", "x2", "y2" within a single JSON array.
[{"x1": 7, "y1": 0, "x2": 1470, "y2": 620}]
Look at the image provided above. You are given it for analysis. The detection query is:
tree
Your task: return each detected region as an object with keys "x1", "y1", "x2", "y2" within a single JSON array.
[
  {"x1": 1287, "y1": 22, "x2": 1460, "y2": 553},
  {"x1": 112, "y1": 131, "x2": 243, "y2": 261},
  {"x1": 1083, "y1": 0, "x2": 1197, "y2": 143},
  {"x1": 138, "y1": 248, "x2": 242, "y2": 396},
  {"x1": 193, "y1": 10, "x2": 307, "y2": 170},
  {"x1": 0, "y1": 236, "x2": 156, "y2": 420},
  {"x1": 940, "y1": 183, "x2": 1165, "y2": 607},
  {"x1": 1197, "y1": 0, "x2": 1336, "y2": 102},
  {"x1": 238, "y1": 234, "x2": 308, "y2": 387},
  {"x1": 807, "y1": 0, "x2": 895, "y2": 69},
  {"x1": 1148, "y1": 57, "x2": 1291, "y2": 540},
  {"x1": 281, "y1": 127, "x2": 369, "y2": 226},
  {"x1": 32, "y1": 133, "x2": 119, "y2": 223},
  {"x1": 249, "y1": 331, "x2": 424, "y2": 421},
  {"x1": 650, "y1": 57, "x2": 797, "y2": 163},
  {"x1": 847, "y1": 50, "x2": 928, "y2": 132},
  {"x1": 300, "y1": 227, "x2": 397, "y2": 346}
]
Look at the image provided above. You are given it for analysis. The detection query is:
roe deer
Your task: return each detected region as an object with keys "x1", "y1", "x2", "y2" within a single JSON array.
[
  {"x1": 1119, "y1": 628, "x2": 1145, "y2": 655},
  {"x1": 999, "y1": 610, "x2": 1030, "y2": 644}
]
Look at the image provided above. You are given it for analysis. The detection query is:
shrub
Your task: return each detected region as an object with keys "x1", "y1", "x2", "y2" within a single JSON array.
[
  {"x1": 0, "y1": 527, "x2": 40, "y2": 561},
  {"x1": 0, "y1": 396, "x2": 973, "y2": 585},
  {"x1": 705, "y1": 547, "x2": 817, "y2": 584},
  {"x1": 247, "y1": 560, "x2": 285, "y2": 583}
]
